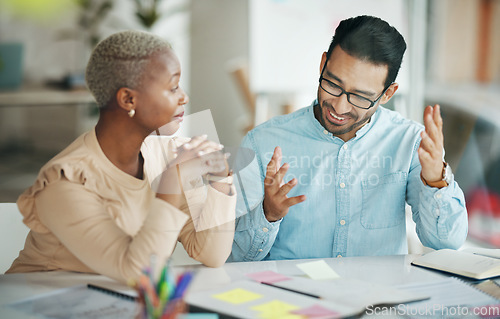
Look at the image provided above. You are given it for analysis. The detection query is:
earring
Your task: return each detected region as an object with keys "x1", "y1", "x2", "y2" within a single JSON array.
[{"x1": 128, "y1": 109, "x2": 135, "y2": 118}]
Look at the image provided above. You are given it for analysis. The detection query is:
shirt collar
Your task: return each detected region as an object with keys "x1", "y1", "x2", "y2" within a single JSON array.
[{"x1": 306, "y1": 99, "x2": 381, "y2": 143}]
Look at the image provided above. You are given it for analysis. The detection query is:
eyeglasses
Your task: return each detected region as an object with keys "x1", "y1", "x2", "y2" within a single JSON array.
[{"x1": 319, "y1": 60, "x2": 392, "y2": 110}]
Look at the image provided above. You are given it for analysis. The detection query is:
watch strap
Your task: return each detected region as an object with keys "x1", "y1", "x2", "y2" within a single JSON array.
[{"x1": 420, "y1": 162, "x2": 449, "y2": 188}]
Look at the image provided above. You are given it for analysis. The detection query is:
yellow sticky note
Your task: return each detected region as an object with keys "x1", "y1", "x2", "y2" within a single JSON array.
[
  {"x1": 252, "y1": 300, "x2": 300, "y2": 317},
  {"x1": 213, "y1": 288, "x2": 262, "y2": 304},
  {"x1": 296, "y1": 259, "x2": 340, "y2": 280},
  {"x1": 259, "y1": 313, "x2": 304, "y2": 319}
]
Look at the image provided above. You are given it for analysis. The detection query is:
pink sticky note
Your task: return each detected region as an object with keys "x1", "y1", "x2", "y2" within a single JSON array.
[
  {"x1": 245, "y1": 270, "x2": 291, "y2": 284},
  {"x1": 291, "y1": 304, "x2": 341, "y2": 318}
]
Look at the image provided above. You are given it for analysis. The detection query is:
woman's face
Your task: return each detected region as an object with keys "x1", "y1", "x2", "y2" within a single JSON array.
[{"x1": 135, "y1": 50, "x2": 188, "y2": 134}]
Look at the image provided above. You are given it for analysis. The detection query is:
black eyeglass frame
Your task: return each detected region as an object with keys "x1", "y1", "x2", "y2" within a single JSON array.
[{"x1": 318, "y1": 57, "x2": 393, "y2": 110}]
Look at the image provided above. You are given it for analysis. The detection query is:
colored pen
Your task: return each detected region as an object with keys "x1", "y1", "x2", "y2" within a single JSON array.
[
  {"x1": 157, "y1": 264, "x2": 167, "y2": 292},
  {"x1": 140, "y1": 274, "x2": 159, "y2": 307},
  {"x1": 171, "y1": 271, "x2": 193, "y2": 300},
  {"x1": 261, "y1": 282, "x2": 321, "y2": 299}
]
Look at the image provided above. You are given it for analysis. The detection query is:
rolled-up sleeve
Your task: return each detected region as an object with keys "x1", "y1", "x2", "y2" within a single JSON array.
[
  {"x1": 178, "y1": 185, "x2": 236, "y2": 267},
  {"x1": 228, "y1": 133, "x2": 282, "y2": 262},
  {"x1": 406, "y1": 138, "x2": 468, "y2": 250}
]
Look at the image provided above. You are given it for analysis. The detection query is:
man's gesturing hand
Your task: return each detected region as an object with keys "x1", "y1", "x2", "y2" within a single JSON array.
[
  {"x1": 418, "y1": 104, "x2": 445, "y2": 183},
  {"x1": 263, "y1": 146, "x2": 306, "y2": 222}
]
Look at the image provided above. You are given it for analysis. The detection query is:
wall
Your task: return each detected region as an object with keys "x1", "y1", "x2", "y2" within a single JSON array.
[
  {"x1": 427, "y1": 0, "x2": 500, "y2": 84},
  {"x1": 0, "y1": 0, "x2": 190, "y2": 152},
  {"x1": 188, "y1": 0, "x2": 426, "y2": 147},
  {"x1": 189, "y1": 0, "x2": 249, "y2": 147}
]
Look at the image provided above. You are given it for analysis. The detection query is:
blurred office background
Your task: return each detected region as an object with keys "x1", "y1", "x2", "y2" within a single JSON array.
[{"x1": 0, "y1": 0, "x2": 499, "y2": 250}]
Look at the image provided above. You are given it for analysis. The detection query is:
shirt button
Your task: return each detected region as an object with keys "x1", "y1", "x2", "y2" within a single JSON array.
[
  {"x1": 340, "y1": 220, "x2": 346, "y2": 226},
  {"x1": 436, "y1": 193, "x2": 442, "y2": 199},
  {"x1": 262, "y1": 227, "x2": 269, "y2": 232},
  {"x1": 340, "y1": 182, "x2": 345, "y2": 188},
  {"x1": 343, "y1": 144, "x2": 348, "y2": 150},
  {"x1": 258, "y1": 249, "x2": 263, "y2": 252},
  {"x1": 323, "y1": 129, "x2": 329, "y2": 135},
  {"x1": 337, "y1": 254, "x2": 342, "y2": 258}
]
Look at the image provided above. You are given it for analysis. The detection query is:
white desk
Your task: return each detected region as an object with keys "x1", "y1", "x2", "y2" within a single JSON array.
[{"x1": 0, "y1": 255, "x2": 496, "y2": 318}]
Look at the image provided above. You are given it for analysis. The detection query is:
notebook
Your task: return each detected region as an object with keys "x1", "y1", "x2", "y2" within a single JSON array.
[
  {"x1": 411, "y1": 249, "x2": 500, "y2": 280},
  {"x1": 462, "y1": 247, "x2": 500, "y2": 259}
]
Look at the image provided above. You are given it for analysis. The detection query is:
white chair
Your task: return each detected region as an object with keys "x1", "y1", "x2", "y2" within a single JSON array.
[
  {"x1": 0, "y1": 203, "x2": 29, "y2": 274},
  {"x1": 0, "y1": 202, "x2": 197, "y2": 272},
  {"x1": 405, "y1": 204, "x2": 427, "y2": 254}
]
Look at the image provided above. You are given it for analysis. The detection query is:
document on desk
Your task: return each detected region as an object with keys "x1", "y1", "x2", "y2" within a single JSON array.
[
  {"x1": 397, "y1": 277, "x2": 499, "y2": 311},
  {"x1": 186, "y1": 280, "x2": 356, "y2": 318},
  {"x1": 7, "y1": 284, "x2": 138, "y2": 319},
  {"x1": 271, "y1": 276, "x2": 429, "y2": 310},
  {"x1": 186, "y1": 278, "x2": 428, "y2": 318}
]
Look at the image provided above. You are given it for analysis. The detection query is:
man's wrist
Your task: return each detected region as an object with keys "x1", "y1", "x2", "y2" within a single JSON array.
[
  {"x1": 421, "y1": 162, "x2": 451, "y2": 189},
  {"x1": 263, "y1": 202, "x2": 280, "y2": 222}
]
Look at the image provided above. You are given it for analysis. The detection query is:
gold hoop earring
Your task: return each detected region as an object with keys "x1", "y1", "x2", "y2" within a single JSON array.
[{"x1": 128, "y1": 109, "x2": 135, "y2": 118}]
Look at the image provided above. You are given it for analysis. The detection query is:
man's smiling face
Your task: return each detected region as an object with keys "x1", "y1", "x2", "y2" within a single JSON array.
[{"x1": 315, "y1": 45, "x2": 396, "y2": 142}]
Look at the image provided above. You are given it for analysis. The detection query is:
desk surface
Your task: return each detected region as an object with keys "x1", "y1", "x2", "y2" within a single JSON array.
[{"x1": 0, "y1": 255, "x2": 495, "y2": 318}]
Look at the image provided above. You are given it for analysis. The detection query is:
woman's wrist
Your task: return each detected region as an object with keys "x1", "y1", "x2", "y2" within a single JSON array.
[
  {"x1": 206, "y1": 171, "x2": 234, "y2": 195},
  {"x1": 205, "y1": 173, "x2": 233, "y2": 184}
]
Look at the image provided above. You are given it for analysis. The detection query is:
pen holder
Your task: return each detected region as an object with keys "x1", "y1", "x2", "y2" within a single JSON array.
[
  {"x1": 136, "y1": 295, "x2": 187, "y2": 319},
  {"x1": 132, "y1": 262, "x2": 193, "y2": 319}
]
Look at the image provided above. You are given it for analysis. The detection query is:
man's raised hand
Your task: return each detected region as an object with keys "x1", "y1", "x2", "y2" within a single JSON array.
[{"x1": 262, "y1": 146, "x2": 306, "y2": 222}]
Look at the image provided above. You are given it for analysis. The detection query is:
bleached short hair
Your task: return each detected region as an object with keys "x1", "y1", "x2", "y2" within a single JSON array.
[{"x1": 85, "y1": 30, "x2": 172, "y2": 108}]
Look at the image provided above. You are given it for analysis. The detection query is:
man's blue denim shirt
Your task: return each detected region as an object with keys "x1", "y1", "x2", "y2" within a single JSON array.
[{"x1": 228, "y1": 101, "x2": 468, "y2": 261}]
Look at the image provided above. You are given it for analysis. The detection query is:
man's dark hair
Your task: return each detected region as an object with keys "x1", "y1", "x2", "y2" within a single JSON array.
[{"x1": 326, "y1": 15, "x2": 407, "y2": 88}]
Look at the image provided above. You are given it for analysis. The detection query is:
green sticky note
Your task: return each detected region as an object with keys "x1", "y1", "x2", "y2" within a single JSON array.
[{"x1": 296, "y1": 259, "x2": 340, "y2": 280}]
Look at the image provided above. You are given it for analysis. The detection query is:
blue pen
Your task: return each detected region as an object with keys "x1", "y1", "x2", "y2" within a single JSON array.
[{"x1": 171, "y1": 272, "x2": 193, "y2": 300}]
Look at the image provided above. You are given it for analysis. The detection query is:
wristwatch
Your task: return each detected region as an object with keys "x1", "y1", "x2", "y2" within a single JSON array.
[
  {"x1": 421, "y1": 162, "x2": 452, "y2": 188},
  {"x1": 442, "y1": 162, "x2": 453, "y2": 184}
]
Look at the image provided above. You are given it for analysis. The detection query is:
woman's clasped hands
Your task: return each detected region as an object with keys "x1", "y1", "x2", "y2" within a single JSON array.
[{"x1": 155, "y1": 135, "x2": 231, "y2": 208}]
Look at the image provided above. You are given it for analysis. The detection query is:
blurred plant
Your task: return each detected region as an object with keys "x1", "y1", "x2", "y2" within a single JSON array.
[
  {"x1": 76, "y1": 0, "x2": 113, "y2": 48},
  {"x1": 133, "y1": 0, "x2": 188, "y2": 30},
  {"x1": 55, "y1": 0, "x2": 113, "y2": 51},
  {"x1": 134, "y1": 0, "x2": 163, "y2": 29}
]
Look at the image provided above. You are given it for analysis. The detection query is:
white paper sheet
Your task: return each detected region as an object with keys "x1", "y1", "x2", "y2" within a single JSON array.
[
  {"x1": 8, "y1": 284, "x2": 138, "y2": 319},
  {"x1": 272, "y1": 276, "x2": 429, "y2": 312},
  {"x1": 397, "y1": 277, "x2": 499, "y2": 317}
]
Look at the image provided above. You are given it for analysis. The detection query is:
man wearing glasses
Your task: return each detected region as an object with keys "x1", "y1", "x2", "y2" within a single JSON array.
[{"x1": 228, "y1": 15, "x2": 467, "y2": 262}]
